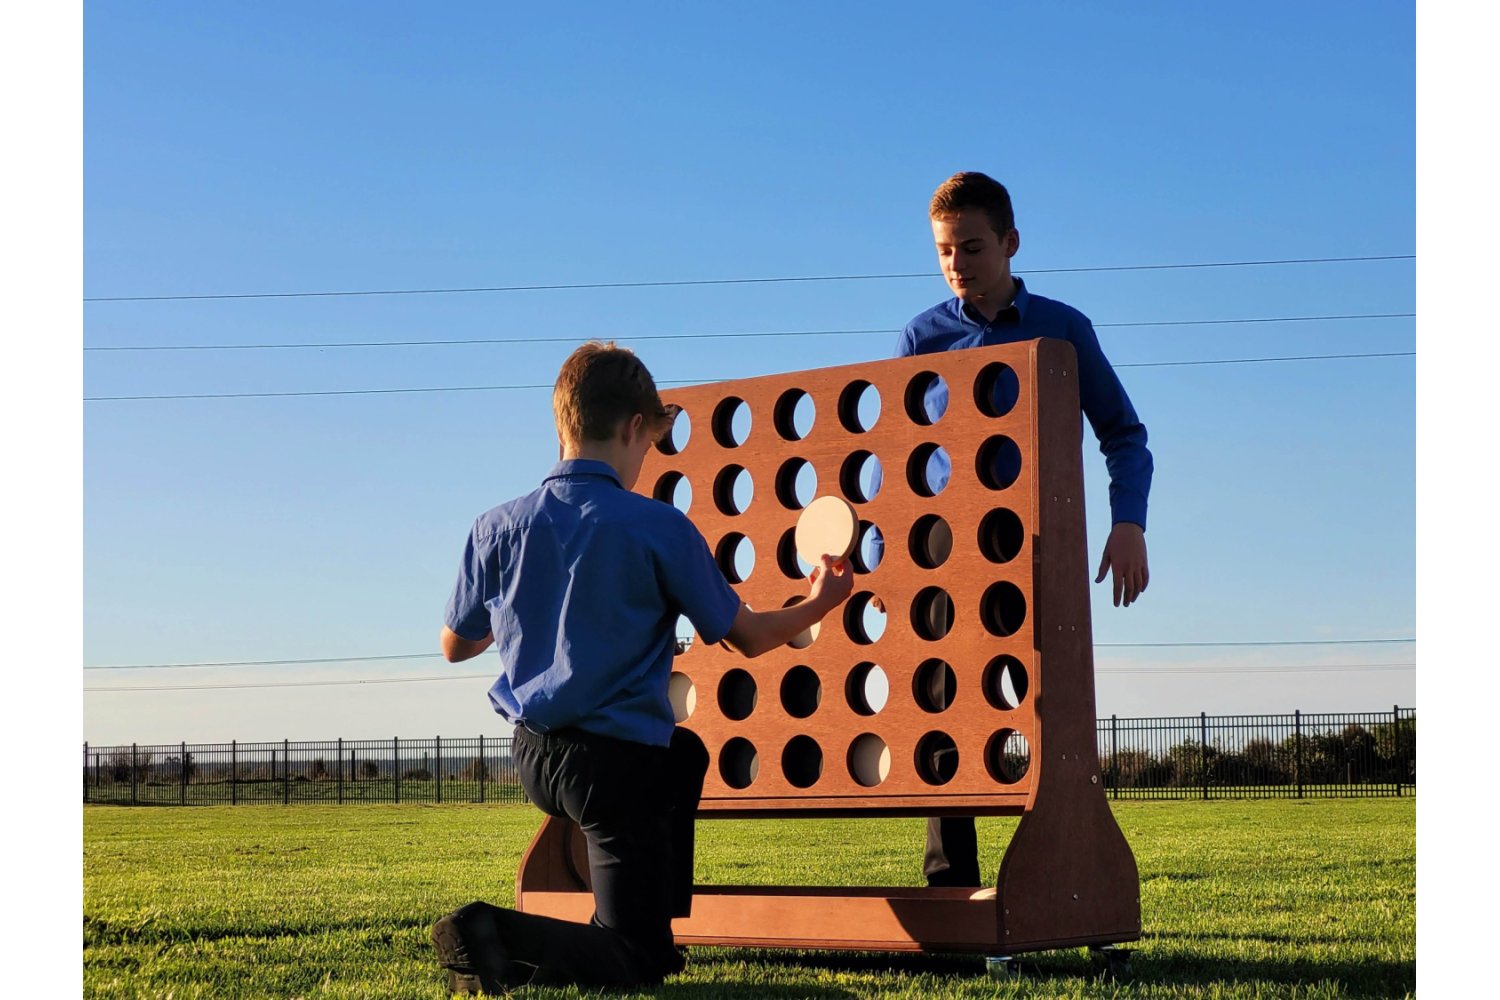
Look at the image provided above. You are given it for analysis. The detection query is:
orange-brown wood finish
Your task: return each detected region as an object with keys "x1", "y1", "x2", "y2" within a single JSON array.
[{"x1": 516, "y1": 339, "x2": 1140, "y2": 954}]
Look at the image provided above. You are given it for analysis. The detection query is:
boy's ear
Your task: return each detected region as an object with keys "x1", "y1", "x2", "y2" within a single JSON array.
[{"x1": 1004, "y1": 228, "x2": 1020, "y2": 258}]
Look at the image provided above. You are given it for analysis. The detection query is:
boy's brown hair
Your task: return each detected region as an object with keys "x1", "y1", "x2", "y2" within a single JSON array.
[
  {"x1": 929, "y1": 171, "x2": 1015, "y2": 237},
  {"x1": 553, "y1": 340, "x2": 673, "y2": 447}
]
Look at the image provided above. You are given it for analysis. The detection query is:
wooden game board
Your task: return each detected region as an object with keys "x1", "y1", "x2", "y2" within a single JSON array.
[{"x1": 517, "y1": 338, "x2": 1140, "y2": 955}]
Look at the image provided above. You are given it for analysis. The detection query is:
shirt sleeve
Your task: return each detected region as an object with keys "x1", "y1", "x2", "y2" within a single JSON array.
[
  {"x1": 1069, "y1": 315, "x2": 1154, "y2": 529},
  {"x1": 443, "y1": 522, "x2": 497, "y2": 641},
  {"x1": 657, "y1": 512, "x2": 743, "y2": 646}
]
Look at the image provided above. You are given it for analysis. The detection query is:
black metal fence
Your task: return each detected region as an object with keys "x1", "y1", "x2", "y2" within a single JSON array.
[
  {"x1": 81, "y1": 736, "x2": 525, "y2": 806},
  {"x1": 83, "y1": 707, "x2": 1415, "y2": 806},
  {"x1": 1097, "y1": 706, "x2": 1416, "y2": 799}
]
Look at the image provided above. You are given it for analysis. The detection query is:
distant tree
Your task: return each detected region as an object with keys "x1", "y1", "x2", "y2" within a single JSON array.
[
  {"x1": 460, "y1": 758, "x2": 489, "y2": 781},
  {"x1": 309, "y1": 757, "x2": 330, "y2": 780},
  {"x1": 402, "y1": 767, "x2": 433, "y2": 781},
  {"x1": 358, "y1": 760, "x2": 380, "y2": 780}
]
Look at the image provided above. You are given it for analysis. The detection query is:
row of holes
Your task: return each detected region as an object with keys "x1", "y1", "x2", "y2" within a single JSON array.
[
  {"x1": 711, "y1": 508, "x2": 1024, "y2": 583},
  {"x1": 653, "y1": 438, "x2": 1023, "y2": 516},
  {"x1": 679, "y1": 583, "x2": 1026, "y2": 651},
  {"x1": 669, "y1": 655, "x2": 1030, "y2": 724},
  {"x1": 716, "y1": 729, "x2": 1033, "y2": 790},
  {"x1": 657, "y1": 363, "x2": 1022, "y2": 455}
]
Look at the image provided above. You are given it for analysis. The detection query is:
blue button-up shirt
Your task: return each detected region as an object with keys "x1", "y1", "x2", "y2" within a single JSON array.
[
  {"x1": 896, "y1": 278, "x2": 1153, "y2": 528},
  {"x1": 444, "y1": 459, "x2": 742, "y2": 747}
]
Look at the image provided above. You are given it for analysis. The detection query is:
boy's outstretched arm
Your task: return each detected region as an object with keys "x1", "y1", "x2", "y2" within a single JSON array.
[
  {"x1": 721, "y1": 555, "x2": 854, "y2": 658},
  {"x1": 1095, "y1": 522, "x2": 1149, "y2": 608},
  {"x1": 441, "y1": 626, "x2": 495, "y2": 663}
]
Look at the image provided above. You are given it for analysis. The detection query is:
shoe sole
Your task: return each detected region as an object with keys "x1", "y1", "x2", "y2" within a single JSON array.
[{"x1": 431, "y1": 914, "x2": 503, "y2": 996}]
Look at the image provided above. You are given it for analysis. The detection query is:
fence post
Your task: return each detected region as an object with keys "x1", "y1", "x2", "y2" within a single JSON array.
[
  {"x1": 83, "y1": 742, "x2": 89, "y2": 804},
  {"x1": 337, "y1": 738, "x2": 344, "y2": 804},
  {"x1": 181, "y1": 741, "x2": 188, "y2": 805},
  {"x1": 130, "y1": 744, "x2": 138, "y2": 805},
  {"x1": 1393, "y1": 704, "x2": 1402, "y2": 797},
  {"x1": 436, "y1": 736, "x2": 443, "y2": 804},
  {"x1": 231, "y1": 740, "x2": 238, "y2": 805},
  {"x1": 1294, "y1": 710, "x2": 1304, "y2": 799},
  {"x1": 1110, "y1": 715, "x2": 1119, "y2": 801},
  {"x1": 1200, "y1": 712, "x2": 1209, "y2": 800},
  {"x1": 283, "y1": 739, "x2": 291, "y2": 804},
  {"x1": 394, "y1": 737, "x2": 401, "y2": 804},
  {"x1": 479, "y1": 734, "x2": 486, "y2": 803}
]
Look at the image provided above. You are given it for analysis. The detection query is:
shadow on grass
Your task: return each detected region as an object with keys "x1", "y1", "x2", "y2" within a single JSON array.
[{"x1": 690, "y1": 946, "x2": 1415, "y2": 999}]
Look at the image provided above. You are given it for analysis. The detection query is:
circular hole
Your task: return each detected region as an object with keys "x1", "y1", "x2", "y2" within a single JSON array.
[
  {"x1": 653, "y1": 472, "x2": 693, "y2": 514},
  {"x1": 713, "y1": 465, "x2": 753, "y2": 515},
  {"x1": 981, "y1": 582, "x2": 1028, "y2": 637},
  {"x1": 911, "y1": 587, "x2": 955, "y2": 641},
  {"x1": 838, "y1": 380, "x2": 881, "y2": 433},
  {"x1": 782, "y1": 596, "x2": 818, "y2": 649},
  {"x1": 848, "y1": 733, "x2": 891, "y2": 787},
  {"x1": 913, "y1": 658, "x2": 957, "y2": 713},
  {"x1": 780, "y1": 665, "x2": 822, "y2": 719},
  {"x1": 673, "y1": 615, "x2": 695, "y2": 655},
  {"x1": 977, "y1": 436, "x2": 1023, "y2": 491},
  {"x1": 845, "y1": 592, "x2": 886, "y2": 644},
  {"x1": 905, "y1": 371, "x2": 949, "y2": 425},
  {"x1": 846, "y1": 662, "x2": 889, "y2": 715},
  {"x1": 712, "y1": 397, "x2": 752, "y2": 448},
  {"x1": 906, "y1": 443, "x2": 951, "y2": 498},
  {"x1": 915, "y1": 731, "x2": 960, "y2": 786},
  {"x1": 851, "y1": 520, "x2": 883, "y2": 574},
  {"x1": 657, "y1": 406, "x2": 692, "y2": 454},
  {"x1": 979, "y1": 508, "x2": 1024, "y2": 564},
  {"x1": 908, "y1": 515, "x2": 953, "y2": 570},
  {"x1": 718, "y1": 669, "x2": 758, "y2": 721},
  {"x1": 720, "y1": 737, "x2": 759, "y2": 789},
  {"x1": 983, "y1": 655, "x2": 1030, "y2": 710},
  {"x1": 986, "y1": 729, "x2": 1031, "y2": 784},
  {"x1": 775, "y1": 458, "x2": 818, "y2": 510},
  {"x1": 774, "y1": 388, "x2": 816, "y2": 441},
  {"x1": 715, "y1": 532, "x2": 755, "y2": 583},
  {"x1": 840, "y1": 451, "x2": 883, "y2": 504},
  {"x1": 975, "y1": 363, "x2": 1021, "y2": 418},
  {"x1": 668, "y1": 672, "x2": 697, "y2": 722},
  {"x1": 782, "y1": 735, "x2": 823, "y2": 788},
  {"x1": 777, "y1": 527, "x2": 812, "y2": 579}
]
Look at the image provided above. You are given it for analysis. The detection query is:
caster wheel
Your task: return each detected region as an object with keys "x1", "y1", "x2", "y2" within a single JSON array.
[
  {"x1": 1089, "y1": 946, "x2": 1134, "y2": 982},
  {"x1": 985, "y1": 955, "x2": 1022, "y2": 979}
]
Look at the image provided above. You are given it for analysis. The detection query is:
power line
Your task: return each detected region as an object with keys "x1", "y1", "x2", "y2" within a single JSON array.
[
  {"x1": 82, "y1": 254, "x2": 1415, "y2": 303},
  {"x1": 82, "y1": 637, "x2": 1415, "y2": 671},
  {"x1": 83, "y1": 312, "x2": 1416, "y2": 353},
  {"x1": 83, "y1": 660, "x2": 1416, "y2": 693},
  {"x1": 81, "y1": 350, "x2": 1416, "y2": 402}
]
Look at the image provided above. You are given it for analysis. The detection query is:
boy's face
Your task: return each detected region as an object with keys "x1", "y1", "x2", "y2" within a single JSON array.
[{"x1": 931, "y1": 210, "x2": 1019, "y2": 306}]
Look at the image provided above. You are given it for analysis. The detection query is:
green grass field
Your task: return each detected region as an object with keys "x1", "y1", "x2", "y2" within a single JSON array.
[{"x1": 83, "y1": 799, "x2": 1414, "y2": 999}]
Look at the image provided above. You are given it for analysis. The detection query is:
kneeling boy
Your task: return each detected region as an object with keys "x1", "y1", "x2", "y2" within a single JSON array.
[{"x1": 432, "y1": 341, "x2": 853, "y2": 993}]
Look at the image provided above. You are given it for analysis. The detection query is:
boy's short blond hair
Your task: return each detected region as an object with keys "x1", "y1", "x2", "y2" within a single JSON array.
[
  {"x1": 553, "y1": 341, "x2": 673, "y2": 448},
  {"x1": 930, "y1": 171, "x2": 1015, "y2": 237}
]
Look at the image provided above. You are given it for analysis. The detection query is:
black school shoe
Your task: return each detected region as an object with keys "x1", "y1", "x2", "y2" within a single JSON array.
[{"x1": 430, "y1": 901, "x2": 531, "y2": 996}]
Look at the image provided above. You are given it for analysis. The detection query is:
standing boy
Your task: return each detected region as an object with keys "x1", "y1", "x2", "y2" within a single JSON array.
[
  {"x1": 432, "y1": 341, "x2": 853, "y2": 993},
  {"x1": 898, "y1": 172, "x2": 1154, "y2": 887}
]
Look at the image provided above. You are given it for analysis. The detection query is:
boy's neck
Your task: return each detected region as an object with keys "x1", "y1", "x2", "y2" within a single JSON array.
[{"x1": 562, "y1": 440, "x2": 630, "y2": 482}]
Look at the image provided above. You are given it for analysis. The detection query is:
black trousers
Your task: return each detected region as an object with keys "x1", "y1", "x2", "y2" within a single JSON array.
[
  {"x1": 924, "y1": 816, "x2": 981, "y2": 886},
  {"x1": 486, "y1": 725, "x2": 708, "y2": 988}
]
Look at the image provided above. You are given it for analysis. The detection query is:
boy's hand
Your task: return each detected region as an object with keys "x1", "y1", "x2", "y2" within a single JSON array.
[
  {"x1": 808, "y1": 554, "x2": 854, "y2": 611},
  {"x1": 1095, "y1": 522, "x2": 1149, "y2": 607}
]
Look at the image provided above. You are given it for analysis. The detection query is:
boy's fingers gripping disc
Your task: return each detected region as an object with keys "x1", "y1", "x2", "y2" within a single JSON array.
[{"x1": 795, "y1": 496, "x2": 857, "y2": 567}]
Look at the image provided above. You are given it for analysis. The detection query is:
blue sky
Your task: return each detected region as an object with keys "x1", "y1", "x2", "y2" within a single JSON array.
[{"x1": 80, "y1": 1, "x2": 1416, "y2": 745}]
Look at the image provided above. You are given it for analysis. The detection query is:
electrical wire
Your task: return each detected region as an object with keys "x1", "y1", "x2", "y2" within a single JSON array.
[
  {"x1": 82, "y1": 350, "x2": 1416, "y2": 402},
  {"x1": 82, "y1": 254, "x2": 1415, "y2": 303},
  {"x1": 84, "y1": 312, "x2": 1415, "y2": 353}
]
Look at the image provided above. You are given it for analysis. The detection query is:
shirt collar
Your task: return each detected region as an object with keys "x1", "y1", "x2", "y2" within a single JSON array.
[
  {"x1": 955, "y1": 276, "x2": 1030, "y2": 327},
  {"x1": 543, "y1": 458, "x2": 624, "y2": 487}
]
